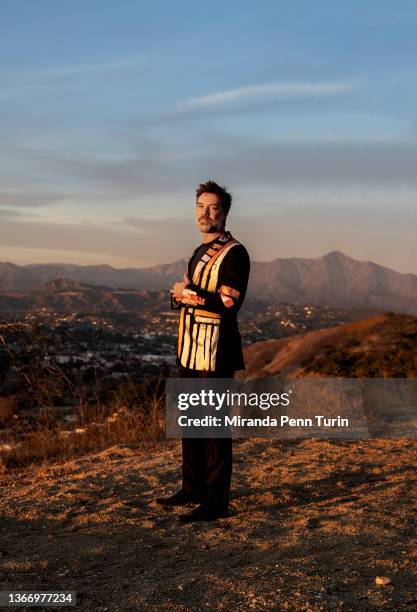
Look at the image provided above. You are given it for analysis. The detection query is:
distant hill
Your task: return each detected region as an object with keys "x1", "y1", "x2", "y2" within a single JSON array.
[
  {"x1": 239, "y1": 313, "x2": 417, "y2": 379},
  {"x1": 0, "y1": 277, "x2": 169, "y2": 314},
  {"x1": 1, "y1": 251, "x2": 417, "y2": 314},
  {"x1": 0, "y1": 260, "x2": 187, "y2": 292}
]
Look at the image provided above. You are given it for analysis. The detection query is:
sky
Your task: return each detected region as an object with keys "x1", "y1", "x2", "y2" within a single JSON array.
[{"x1": 0, "y1": 0, "x2": 416, "y2": 273}]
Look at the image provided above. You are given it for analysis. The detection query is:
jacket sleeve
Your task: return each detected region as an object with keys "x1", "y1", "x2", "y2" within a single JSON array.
[{"x1": 186, "y1": 244, "x2": 250, "y2": 314}]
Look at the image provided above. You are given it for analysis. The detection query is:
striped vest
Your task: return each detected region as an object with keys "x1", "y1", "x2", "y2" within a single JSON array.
[{"x1": 177, "y1": 233, "x2": 240, "y2": 372}]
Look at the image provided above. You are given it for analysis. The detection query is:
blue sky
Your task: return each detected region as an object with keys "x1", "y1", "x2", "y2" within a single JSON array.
[{"x1": 0, "y1": 0, "x2": 416, "y2": 272}]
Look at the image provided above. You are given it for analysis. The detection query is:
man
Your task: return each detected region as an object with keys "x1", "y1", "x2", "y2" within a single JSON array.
[{"x1": 157, "y1": 180, "x2": 250, "y2": 522}]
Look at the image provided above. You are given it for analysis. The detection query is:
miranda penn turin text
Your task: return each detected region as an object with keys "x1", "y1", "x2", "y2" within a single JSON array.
[{"x1": 178, "y1": 415, "x2": 350, "y2": 428}]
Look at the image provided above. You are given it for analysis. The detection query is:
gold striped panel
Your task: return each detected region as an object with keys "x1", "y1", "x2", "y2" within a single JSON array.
[
  {"x1": 189, "y1": 321, "x2": 199, "y2": 369},
  {"x1": 218, "y1": 284, "x2": 240, "y2": 299},
  {"x1": 192, "y1": 259, "x2": 206, "y2": 284},
  {"x1": 195, "y1": 315, "x2": 220, "y2": 324},
  {"x1": 180, "y1": 313, "x2": 191, "y2": 367},
  {"x1": 200, "y1": 240, "x2": 239, "y2": 290},
  {"x1": 194, "y1": 309, "x2": 220, "y2": 319},
  {"x1": 207, "y1": 241, "x2": 240, "y2": 292},
  {"x1": 203, "y1": 324, "x2": 211, "y2": 371},
  {"x1": 195, "y1": 323, "x2": 210, "y2": 371},
  {"x1": 191, "y1": 243, "x2": 223, "y2": 285},
  {"x1": 178, "y1": 307, "x2": 185, "y2": 357},
  {"x1": 210, "y1": 324, "x2": 220, "y2": 371},
  {"x1": 205, "y1": 324, "x2": 213, "y2": 371}
]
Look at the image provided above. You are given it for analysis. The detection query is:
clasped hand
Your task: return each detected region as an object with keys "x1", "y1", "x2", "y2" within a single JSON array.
[{"x1": 171, "y1": 272, "x2": 204, "y2": 306}]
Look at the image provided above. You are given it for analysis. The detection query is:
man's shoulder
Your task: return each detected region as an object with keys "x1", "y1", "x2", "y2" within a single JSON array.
[
  {"x1": 220, "y1": 240, "x2": 250, "y2": 274},
  {"x1": 224, "y1": 232, "x2": 246, "y2": 249},
  {"x1": 189, "y1": 233, "x2": 249, "y2": 261},
  {"x1": 227, "y1": 237, "x2": 250, "y2": 260}
]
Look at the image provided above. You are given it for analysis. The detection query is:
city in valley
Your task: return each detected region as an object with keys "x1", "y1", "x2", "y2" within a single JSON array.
[{"x1": 1, "y1": 297, "x2": 372, "y2": 380}]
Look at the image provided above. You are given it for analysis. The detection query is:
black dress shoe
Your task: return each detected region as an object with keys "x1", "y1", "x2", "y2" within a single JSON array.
[
  {"x1": 156, "y1": 490, "x2": 201, "y2": 506},
  {"x1": 178, "y1": 502, "x2": 229, "y2": 523}
]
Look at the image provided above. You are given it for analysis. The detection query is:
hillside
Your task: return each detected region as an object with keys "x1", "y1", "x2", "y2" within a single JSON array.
[
  {"x1": 1, "y1": 439, "x2": 416, "y2": 610},
  {"x1": 0, "y1": 260, "x2": 187, "y2": 292},
  {"x1": 0, "y1": 277, "x2": 169, "y2": 314},
  {"x1": 239, "y1": 313, "x2": 417, "y2": 379},
  {"x1": 1, "y1": 251, "x2": 417, "y2": 314}
]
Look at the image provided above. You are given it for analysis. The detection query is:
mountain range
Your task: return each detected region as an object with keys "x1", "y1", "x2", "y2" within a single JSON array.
[{"x1": 0, "y1": 251, "x2": 416, "y2": 314}]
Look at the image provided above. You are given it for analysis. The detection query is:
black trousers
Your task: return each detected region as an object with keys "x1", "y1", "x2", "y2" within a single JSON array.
[{"x1": 178, "y1": 367, "x2": 235, "y2": 510}]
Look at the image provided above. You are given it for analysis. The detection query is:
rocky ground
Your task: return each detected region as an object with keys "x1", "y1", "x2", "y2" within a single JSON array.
[{"x1": 0, "y1": 437, "x2": 416, "y2": 611}]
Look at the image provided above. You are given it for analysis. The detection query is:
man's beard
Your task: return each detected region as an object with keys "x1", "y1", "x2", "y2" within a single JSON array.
[{"x1": 197, "y1": 218, "x2": 224, "y2": 233}]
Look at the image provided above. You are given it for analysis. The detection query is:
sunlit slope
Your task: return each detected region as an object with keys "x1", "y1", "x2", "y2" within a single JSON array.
[{"x1": 240, "y1": 314, "x2": 417, "y2": 378}]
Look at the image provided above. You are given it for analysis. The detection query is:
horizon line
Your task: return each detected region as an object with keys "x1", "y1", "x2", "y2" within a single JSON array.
[{"x1": 0, "y1": 250, "x2": 415, "y2": 277}]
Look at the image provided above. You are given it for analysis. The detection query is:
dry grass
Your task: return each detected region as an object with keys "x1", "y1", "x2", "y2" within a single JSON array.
[{"x1": 0, "y1": 379, "x2": 166, "y2": 472}]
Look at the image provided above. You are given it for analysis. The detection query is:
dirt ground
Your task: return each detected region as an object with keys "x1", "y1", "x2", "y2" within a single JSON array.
[{"x1": 0, "y1": 438, "x2": 416, "y2": 611}]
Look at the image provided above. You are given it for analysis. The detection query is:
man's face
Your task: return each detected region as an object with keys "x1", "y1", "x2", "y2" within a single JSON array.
[{"x1": 195, "y1": 192, "x2": 226, "y2": 234}]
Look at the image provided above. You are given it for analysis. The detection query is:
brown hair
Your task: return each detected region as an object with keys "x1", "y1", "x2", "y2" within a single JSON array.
[{"x1": 196, "y1": 180, "x2": 232, "y2": 215}]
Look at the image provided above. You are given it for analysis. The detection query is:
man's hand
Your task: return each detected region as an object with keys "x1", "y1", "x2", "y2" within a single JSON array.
[
  {"x1": 171, "y1": 272, "x2": 204, "y2": 305},
  {"x1": 171, "y1": 280, "x2": 188, "y2": 300},
  {"x1": 181, "y1": 292, "x2": 205, "y2": 306},
  {"x1": 171, "y1": 272, "x2": 191, "y2": 299}
]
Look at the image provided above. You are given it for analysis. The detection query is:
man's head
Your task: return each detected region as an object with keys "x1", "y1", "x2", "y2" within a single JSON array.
[{"x1": 195, "y1": 180, "x2": 232, "y2": 235}]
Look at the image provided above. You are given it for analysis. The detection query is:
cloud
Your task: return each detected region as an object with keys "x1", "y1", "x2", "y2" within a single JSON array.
[
  {"x1": 5, "y1": 138, "x2": 417, "y2": 214},
  {"x1": 0, "y1": 210, "x2": 415, "y2": 275},
  {"x1": 0, "y1": 215, "x2": 198, "y2": 267},
  {"x1": 13, "y1": 139, "x2": 417, "y2": 195},
  {"x1": 0, "y1": 208, "x2": 25, "y2": 219},
  {"x1": 178, "y1": 80, "x2": 358, "y2": 110},
  {"x1": 120, "y1": 216, "x2": 195, "y2": 232},
  {"x1": 0, "y1": 190, "x2": 68, "y2": 208}
]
